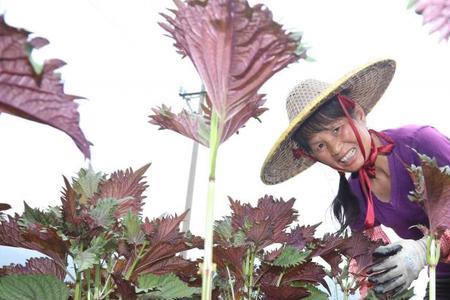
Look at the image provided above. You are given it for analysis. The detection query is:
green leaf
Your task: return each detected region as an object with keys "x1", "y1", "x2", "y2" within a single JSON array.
[
  {"x1": 291, "y1": 282, "x2": 328, "y2": 300},
  {"x1": 0, "y1": 274, "x2": 69, "y2": 300},
  {"x1": 123, "y1": 210, "x2": 145, "y2": 244},
  {"x1": 89, "y1": 197, "x2": 118, "y2": 228},
  {"x1": 72, "y1": 166, "x2": 104, "y2": 204},
  {"x1": 72, "y1": 246, "x2": 97, "y2": 272},
  {"x1": 233, "y1": 230, "x2": 247, "y2": 246},
  {"x1": 71, "y1": 235, "x2": 107, "y2": 272},
  {"x1": 19, "y1": 202, "x2": 60, "y2": 228},
  {"x1": 214, "y1": 218, "x2": 233, "y2": 241},
  {"x1": 273, "y1": 245, "x2": 310, "y2": 268},
  {"x1": 137, "y1": 273, "x2": 199, "y2": 299}
]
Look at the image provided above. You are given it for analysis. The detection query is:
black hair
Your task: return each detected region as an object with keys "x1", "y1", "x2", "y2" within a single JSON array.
[{"x1": 292, "y1": 96, "x2": 360, "y2": 233}]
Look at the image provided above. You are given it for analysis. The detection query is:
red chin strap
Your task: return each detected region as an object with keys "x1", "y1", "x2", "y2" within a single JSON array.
[{"x1": 336, "y1": 94, "x2": 394, "y2": 229}]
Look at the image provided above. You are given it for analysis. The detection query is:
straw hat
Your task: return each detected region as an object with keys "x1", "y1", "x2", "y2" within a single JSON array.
[{"x1": 260, "y1": 58, "x2": 396, "y2": 185}]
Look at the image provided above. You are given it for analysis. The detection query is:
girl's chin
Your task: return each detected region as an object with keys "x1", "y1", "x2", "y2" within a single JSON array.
[{"x1": 337, "y1": 159, "x2": 363, "y2": 172}]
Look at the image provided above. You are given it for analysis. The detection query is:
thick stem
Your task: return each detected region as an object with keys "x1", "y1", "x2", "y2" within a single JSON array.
[
  {"x1": 343, "y1": 290, "x2": 349, "y2": 300},
  {"x1": 426, "y1": 236, "x2": 440, "y2": 300},
  {"x1": 201, "y1": 111, "x2": 220, "y2": 300},
  {"x1": 429, "y1": 265, "x2": 436, "y2": 300}
]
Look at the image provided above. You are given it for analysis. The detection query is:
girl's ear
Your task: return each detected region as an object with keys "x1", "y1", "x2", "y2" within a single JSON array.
[{"x1": 354, "y1": 103, "x2": 367, "y2": 123}]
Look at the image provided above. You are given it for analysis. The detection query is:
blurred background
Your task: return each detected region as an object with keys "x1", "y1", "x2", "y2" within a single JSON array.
[{"x1": 1, "y1": 0, "x2": 449, "y2": 298}]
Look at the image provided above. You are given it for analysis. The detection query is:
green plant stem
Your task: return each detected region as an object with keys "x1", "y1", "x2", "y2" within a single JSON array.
[
  {"x1": 276, "y1": 272, "x2": 284, "y2": 287},
  {"x1": 226, "y1": 265, "x2": 235, "y2": 300},
  {"x1": 343, "y1": 291, "x2": 349, "y2": 300},
  {"x1": 56, "y1": 259, "x2": 76, "y2": 282},
  {"x1": 243, "y1": 248, "x2": 255, "y2": 297},
  {"x1": 94, "y1": 263, "x2": 101, "y2": 299},
  {"x1": 74, "y1": 271, "x2": 82, "y2": 300},
  {"x1": 100, "y1": 259, "x2": 117, "y2": 299},
  {"x1": 201, "y1": 111, "x2": 220, "y2": 300},
  {"x1": 429, "y1": 265, "x2": 436, "y2": 300},
  {"x1": 87, "y1": 270, "x2": 92, "y2": 300},
  {"x1": 248, "y1": 250, "x2": 255, "y2": 295},
  {"x1": 427, "y1": 236, "x2": 440, "y2": 300},
  {"x1": 124, "y1": 242, "x2": 147, "y2": 281}
]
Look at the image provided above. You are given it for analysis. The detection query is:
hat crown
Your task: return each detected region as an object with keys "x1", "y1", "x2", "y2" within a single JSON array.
[{"x1": 286, "y1": 79, "x2": 330, "y2": 121}]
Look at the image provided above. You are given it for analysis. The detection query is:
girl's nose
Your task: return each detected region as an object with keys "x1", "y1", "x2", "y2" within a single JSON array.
[{"x1": 329, "y1": 141, "x2": 342, "y2": 156}]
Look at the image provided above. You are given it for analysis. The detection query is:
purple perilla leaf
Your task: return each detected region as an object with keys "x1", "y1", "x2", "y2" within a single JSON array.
[
  {"x1": 92, "y1": 164, "x2": 150, "y2": 218},
  {"x1": 412, "y1": 153, "x2": 450, "y2": 237},
  {"x1": 0, "y1": 16, "x2": 91, "y2": 158},
  {"x1": 0, "y1": 257, "x2": 66, "y2": 280},
  {"x1": 152, "y1": 0, "x2": 306, "y2": 145}
]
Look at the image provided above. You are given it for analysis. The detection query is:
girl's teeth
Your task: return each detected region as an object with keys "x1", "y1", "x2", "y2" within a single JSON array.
[{"x1": 340, "y1": 148, "x2": 355, "y2": 163}]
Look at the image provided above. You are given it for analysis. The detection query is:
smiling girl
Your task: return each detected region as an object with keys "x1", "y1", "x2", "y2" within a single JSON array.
[{"x1": 261, "y1": 59, "x2": 450, "y2": 299}]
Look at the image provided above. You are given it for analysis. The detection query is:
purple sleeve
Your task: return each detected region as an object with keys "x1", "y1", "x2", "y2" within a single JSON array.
[{"x1": 412, "y1": 126, "x2": 450, "y2": 166}]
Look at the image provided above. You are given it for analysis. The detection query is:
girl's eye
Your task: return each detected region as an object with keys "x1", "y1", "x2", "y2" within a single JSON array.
[
  {"x1": 332, "y1": 126, "x2": 340, "y2": 134},
  {"x1": 315, "y1": 143, "x2": 325, "y2": 152}
]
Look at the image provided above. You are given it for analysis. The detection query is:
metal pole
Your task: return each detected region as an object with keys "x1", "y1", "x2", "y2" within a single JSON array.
[{"x1": 181, "y1": 85, "x2": 205, "y2": 247}]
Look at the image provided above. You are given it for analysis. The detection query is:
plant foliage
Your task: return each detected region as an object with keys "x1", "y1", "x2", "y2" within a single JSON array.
[{"x1": 0, "y1": 164, "x2": 202, "y2": 299}]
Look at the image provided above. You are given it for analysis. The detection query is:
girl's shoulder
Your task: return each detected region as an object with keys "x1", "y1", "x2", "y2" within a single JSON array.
[
  {"x1": 382, "y1": 124, "x2": 431, "y2": 140},
  {"x1": 382, "y1": 125, "x2": 448, "y2": 147},
  {"x1": 383, "y1": 125, "x2": 450, "y2": 165}
]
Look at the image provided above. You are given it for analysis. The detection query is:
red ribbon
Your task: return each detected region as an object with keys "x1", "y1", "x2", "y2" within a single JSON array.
[{"x1": 337, "y1": 94, "x2": 394, "y2": 229}]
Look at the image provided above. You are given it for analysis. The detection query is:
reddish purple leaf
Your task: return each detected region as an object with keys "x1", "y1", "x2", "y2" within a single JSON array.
[
  {"x1": 229, "y1": 195, "x2": 296, "y2": 248},
  {"x1": 22, "y1": 223, "x2": 69, "y2": 263},
  {"x1": 245, "y1": 221, "x2": 274, "y2": 246},
  {"x1": 111, "y1": 274, "x2": 137, "y2": 300},
  {"x1": 0, "y1": 215, "x2": 67, "y2": 266},
  {"x1": 0, "y1": 16, "x2": 91, "y2": 158},
  {"x1": 344, "y1": 231, "x2": 384, "y2": 277},
  {"x1": 143, "y1": 211, "x2": 188, "y2": 244},
  {"x1": 260, "y1": 285, "x2": 310, "y2": 300},
  {"x1": 94, "y1": 164, "x2": 150, "y2": 218},
  {"x1": 421, "y1": 161, "x2": 450, "y2": 236},
  {"x1": 149, "y1": 105, "x2": 210, "y2": 147},
  {"x1": 0, "y1": 257, "x2": 66, "y2": 280},
  {"x1": 60, "y1": 176, "x2": 83, "y2": 227},
  {"x1": 311, "y1": 233, "x2": 348, "y2": 277},
  {"x1": 132, "y1": 240, "x2": 198, "y2": 279},
  {"x1": 287, "y1": 223, "x2": 320, "y2": 250},
  {"x1": 321, "y1": 251, "x2": 343, "y2": 278},
  {"x1": 263, "y1": 247, "x2": 282, "y2": 263},
  {"x1": 282, "y1": 261, "x2": 328, "y2": 288},
  {"x1": 214, "y1": 246, "x2": 246, "y2": 283},
  {"x1": 153, "y1": 0, "x2": 305, "y2": 145},
  {"x1": 415, "y1": 0, "x2": 450, "y2": 41}
]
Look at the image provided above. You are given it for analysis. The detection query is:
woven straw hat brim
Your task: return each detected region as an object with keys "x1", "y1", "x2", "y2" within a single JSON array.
[{"x1": 261, "y1": 58, "x2": 396, "y2": 185}]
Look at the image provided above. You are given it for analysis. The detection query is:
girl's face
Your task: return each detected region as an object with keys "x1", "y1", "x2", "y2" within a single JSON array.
[{"x1": 307, "y1": 106, "x2": 371, "y2": 172}]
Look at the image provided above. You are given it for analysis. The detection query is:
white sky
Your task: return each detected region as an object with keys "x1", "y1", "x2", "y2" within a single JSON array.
[{"x1": 1, "y1": 0, "x2": 449, "y2": 298}]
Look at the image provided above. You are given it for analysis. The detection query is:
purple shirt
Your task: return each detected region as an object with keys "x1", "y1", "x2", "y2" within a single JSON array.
[{"x1": 348, "y1": 125, "x2": 450, "y2": 277}]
